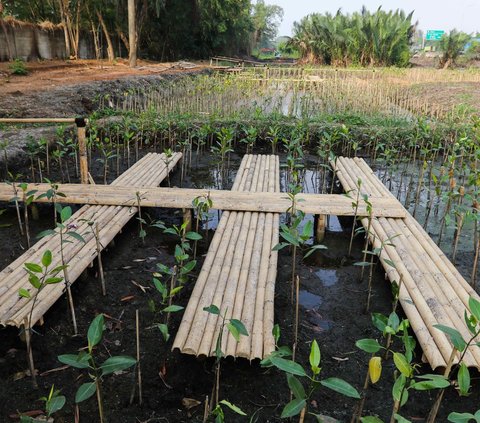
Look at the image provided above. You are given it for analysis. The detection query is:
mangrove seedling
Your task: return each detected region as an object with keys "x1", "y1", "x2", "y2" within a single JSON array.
[
  {"x1": 203, "y1": 305, "x2": 248, "y2": 409},
  {"x1": 19, "y1": 250, "x2": 66, "y2": 388},
  {"x1": 211, "y1": 400, "x2": 247, "y2": 423},
  {"x1": 262, "y1": 339, "x2": 360, "y2": 420},
  {"x1": 58, "y1": 314, "x2": 136, "y2": 423},
  {"x1": 20, "y1": 384, "x2": 66, "y2": 423}
]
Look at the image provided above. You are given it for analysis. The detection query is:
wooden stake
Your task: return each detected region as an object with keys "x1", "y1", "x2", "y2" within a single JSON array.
[
  {"x1": 314, "y1": 214, "x2": 326, "y2": 243},
  {"x1": 136, "y1": 309, "x2": 142, "y2": 405},
  {"x1": 76, "y1": 119, "x2": 89, "y2": 185}
]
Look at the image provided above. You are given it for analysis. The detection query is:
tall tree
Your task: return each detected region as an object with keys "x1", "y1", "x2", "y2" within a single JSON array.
[
  {"x1": 128, "y1": 0, "x2": 136, "y2": 66},
  {"x1": 251, "y1": 0, "x2": 283, "y2": 49}
]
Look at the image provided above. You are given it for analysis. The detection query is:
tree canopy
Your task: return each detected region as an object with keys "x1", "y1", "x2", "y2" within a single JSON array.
[
  {"x1": 1, "y1": 0, "x2": 283, "y2": 60},
  {"x1": 289, "y1": 7, "x2": 416, "y2": 67}
]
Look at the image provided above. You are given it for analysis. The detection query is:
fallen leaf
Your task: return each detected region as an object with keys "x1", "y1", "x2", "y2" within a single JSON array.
[
  {"x1": 131, "y1": 280, "x2": 150, "y2": 293},
  {"x1": 13, "y1": 369, "x2": 38, "y2": 381},
  {"x1": 40, "y1": 365, "x2": 69, "y2": 377},
  {"x1": 182, "y1": 398, "x2": 201, "y2": 410},
  {"x1": 332, "y1": 356, "x2": 349, "y2": 362},
  {"x1": 133, "y1": 258, "x2": 146, "y2": 262},
  {"x1": 121, "y1": 295, "x2": 135, "y2": 302}
]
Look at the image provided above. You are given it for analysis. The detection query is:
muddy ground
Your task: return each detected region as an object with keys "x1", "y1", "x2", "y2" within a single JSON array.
[{"x1": 0, "y1": 149, "x2": 479, "y2": 423}]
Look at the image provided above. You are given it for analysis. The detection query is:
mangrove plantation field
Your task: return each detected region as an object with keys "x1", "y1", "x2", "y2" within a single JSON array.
[{"x1": 0, "y1": 67, "x2": 480, "y2": 423}]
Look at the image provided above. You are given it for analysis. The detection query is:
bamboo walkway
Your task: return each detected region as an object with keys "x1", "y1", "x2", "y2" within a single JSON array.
[
  {"x1": 333, "y1": 157, "x2": 480, "y2": 370},
  {"x1": 0, "y1": 152, "x2": 181, "y2": 329},
  {"x1": 173, "y1": 154, "x2": 280, "y2": 360}
]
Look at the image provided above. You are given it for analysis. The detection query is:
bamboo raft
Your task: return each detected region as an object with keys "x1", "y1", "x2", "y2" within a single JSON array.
[
  {"x1": 332, "y1": 157, "x2": 480, "y2": 370},
  {"x1": 0, "y1": 152, "x2": 181, "y2": 329},
  {"x1": 173, "y1": 154, "x2": 280, "y2": 360}
]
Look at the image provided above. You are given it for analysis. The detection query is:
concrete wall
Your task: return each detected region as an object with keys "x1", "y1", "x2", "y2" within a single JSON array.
[{"x1": 0, "y1": 20, "x2": 100, "y2": 61}]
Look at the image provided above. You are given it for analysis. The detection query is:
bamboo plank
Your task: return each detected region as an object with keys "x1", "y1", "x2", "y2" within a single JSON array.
[{"x1": 0, "y1": 184, "x2": 406, "y2": 218}]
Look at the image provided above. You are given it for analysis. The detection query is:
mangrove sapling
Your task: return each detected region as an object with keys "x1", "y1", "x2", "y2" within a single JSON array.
[
  {"x1": 20, "y1": 384, "x2": 66, "y2": 423},
  {"x1": 267, "y1": 124, "x2": 281, "y2": 154},
  {"x1": 211, "y1": 400, "x2": 247, "y2": 423},
  {"x1": 203, "y1": 305, "x2": 248, "y2": 409},
  {"x1": 19, "y1": 250, "x2": 66, "y2": 388},
  {"x1": 427, "y1": 296, "x2": 480, "y2": 423},
  {"x1": 262, "y1": 339, "x2": 360, "y2": 421},
  {"x1": 149, "y1": 272, "x2": 184, "y2": 342},
  {"x1": 135, "y1": 191, "x2": 146, "y2": 244},
  {"x1": 36, "y1": 179, "x2": 66, "y2": 227},
  {"x1": 192, "y1": 193, "x2": 213, "y2": 258},
  {"x1": 79, "y1": 220, "x2": 106, "y2": 295},
  {"x1": 58, "y1": 314, "x2": 137, "y2": 423},
  {"x1": 412, "y1": 160, "x2": 427, "y2": 218},
  {"x1": 162, "y1": 148, "x2": 175, "y2": 187},
  {"x1": 241, "y1": 125, "x2": 258, "y2": 154},
  {"x1": 6, "y1": 173, "x2": 24, "y2": 236},
  {"x1": 345, "y1": 179, "x2": 363, "y2": 256},
  {"x1": 451, "y1": 188, "x2": 468, "y2": 264},
  {"x1": 17, "y1": 184, "x2": 38, "y2": 248},
  {"x1": 37, "y1": 205, "x2": 86, "y2": 335}
]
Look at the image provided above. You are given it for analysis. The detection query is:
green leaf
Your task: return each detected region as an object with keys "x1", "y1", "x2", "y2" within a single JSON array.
[
  {"x1": 272, "y1": 242, "x2": 289, "y2": 251},
  {"x1": 388, "y1": 312, "x2": 400, "y2": 332},
  {"x1": 24, "y1": 263, "x2": 43, "y2": 273},
  {"x1": 287, "y1": 374, "x2": 306, "y2": 400},
  {"x1": 372, "y1": 313, "x2": 388, "y2": 332},
  {"x1": 280, "y1": 398, "x2": 306, "y2": 418},
  {"x1": 219, "y1": 400, "x2": 246, "y2": 416},
  {"x1": 302, "y1": 220, "x2": 313, "y2": 238},
  {"x1": 434, "y1": 324, "x2": 467, "y2": 352},
  {"x1": 229, "y1": 319, "x2": 248, "y2": 337},
  {"x1": 270, "y1": 356, "x2": 307, "y2": 377},
  {"x1": 66, "y1": 232, "x2": 85, "y2": 243},
  {"x1": 392, "y1": 374, "x2": 407, "y2": 404},
  {"x1": 360, "y1": 418, "x2": 385, "y2": 423},
  {"x1": 180, "y1": 260, "x2": 197, "y2": 274},
  {"x1": 46, "y1": 395, "x2": 66, "y2": 416},
  {"x1": 468, "y1": 296, "x2": 480, "y2": 322},
  {"x1": 447, "y1": 412, "x2": 476, "y2": 423},
  {"x1": 309, "y1": 339, "x2": 321, "y2": 372},
  {"x1": 101, "y1": 356, "x2": 136, "y2": 376},
  {"x1": 157, "y1": 323, "x2": 170, "y2": 342},
  {"x1": 273, "y1": 324, "x2": 280, "y2": 344},
  {"x1": 58, "y1": 353, "x2": 90, "y2": 369},
  {"x1": 75, "y1": 382, "x2": 96, "y2": 403},
  {"x1": 393, "y1": 353, "x2": 412, "y2": 378},
  {"x1": 227, "y1": 322, "x2": 240, "y2": 342},
  {"x1": 87, "y1": 314, "x2": 104, "y2": 350},
  {"x1": 45, "y1": 277, "x2": 63, "y2": 285},
  {"x1": 458, "y1": 362, "x2": 471, "y2": 396},
  {"x1": 42, "y1": 250, "x2": 52, "y2": 267},
  {"x1": 411, "y1": 374, "x2": 450, "y2": 390},
  {"x1": 185, "y1": 231, "x2": 202, "y2": 241},
  {"x1": 203, "y1": 305, "x2": 220, "y2": 315},
  {"x1": 320, "y1": 377, "x2": 361, "y2": 399},
  {"x1": 280, "y1": 231, "x2": 300, "y2": 247},
  {"x1": 28, "y1": 274, "x2": 42, "y2": 289},
  {"x1": 356, "y1": 339, "x2": 382, "y2": 354},
  {"x1": 19, "y1": 288, "x2": 31, "y2": 298},
  {"x1": 60, "y1": 206, "x2": 72, "y2": 223},
  {"x1": 162, "y1": 305, "x2": 184, "y2": 313}
]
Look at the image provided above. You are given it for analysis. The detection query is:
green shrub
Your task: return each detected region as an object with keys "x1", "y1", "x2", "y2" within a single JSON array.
[{"x1": 9, "y1": 59, "x2": 28, "y2": 75}]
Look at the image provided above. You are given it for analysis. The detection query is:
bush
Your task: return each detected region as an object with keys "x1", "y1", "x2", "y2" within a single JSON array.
[{"x1": 9, "y1": 59, "x2": 28, "y2": 75}]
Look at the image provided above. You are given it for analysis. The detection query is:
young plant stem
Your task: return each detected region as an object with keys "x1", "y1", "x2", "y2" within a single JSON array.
[
  {"x1": 293, "y1": 275, "x2": 300, "y2": 363},
  {"x1": 95, "y1": 223, "x2": 106, "y2": 296},
  {"x1": 23, "y1": 317, "x2": 38, "y2": 389},
  {"x1": 291, "y1": 245, "x2": 297, "y2": 305},
  {"x1": 365, "y1": 236, "x2": 376, "y2": 313},
  {"x1": 136, "y1": 309, "x2": 142, "y2": 405},
  {"x1": 351, "y1": 369, "x2": 370, "y2": 423},
  {"x1": 426, "y1": 347, "x2": 457, "y2": 423},
  {"x1": 95, "y1": 377, "x2": 105, "y2": 423},
  {"x1": 23, "y1": 190, "x2": 31, "y2": 248},
  {"x1": 59, "y1": 229, "x2": 78, "y2": 335},
  {"x1": 349, "y1": 184, "x2": 361, "y2": 256},
  {"x1": 11, "y1": 182, "x2": 24, "y2": 236}
]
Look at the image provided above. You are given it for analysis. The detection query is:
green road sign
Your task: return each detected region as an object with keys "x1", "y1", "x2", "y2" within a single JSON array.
[{"x1": 426, "y1": 30, "x2": 445, "y2": 41}]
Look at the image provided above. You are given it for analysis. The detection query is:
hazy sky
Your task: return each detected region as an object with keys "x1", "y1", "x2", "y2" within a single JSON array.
[{"x1": 270, "y1": 0, "x2": 480, "y2": 36}]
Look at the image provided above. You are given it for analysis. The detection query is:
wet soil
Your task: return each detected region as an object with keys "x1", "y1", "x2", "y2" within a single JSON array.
[{"x1": 1, "y1": 151, "x2": 479, "y2": 423}]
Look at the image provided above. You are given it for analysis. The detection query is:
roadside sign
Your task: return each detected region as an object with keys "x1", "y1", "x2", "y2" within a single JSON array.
[{"x1": 426, "y1": 30, "x2": 445, "y2": 41}]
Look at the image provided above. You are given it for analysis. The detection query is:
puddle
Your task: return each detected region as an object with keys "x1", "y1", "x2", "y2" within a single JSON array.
[
  {"x1": 299, "y1": 290, "x2": 322, "y2": 309},
  {"x1": 327, "y1": 215, "x2": 343, "y2": 232},
  {"x1": 314, "y1": 268, "x2": 338, "y2": 287}
]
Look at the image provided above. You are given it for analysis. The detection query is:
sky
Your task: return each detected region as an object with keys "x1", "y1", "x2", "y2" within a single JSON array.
[{"x1": 270, "y1": 0, "x2": 480, "y2": 36}]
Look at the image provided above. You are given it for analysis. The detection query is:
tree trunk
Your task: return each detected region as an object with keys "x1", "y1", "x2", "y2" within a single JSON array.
[
  {"x1": 117, "y1": 29, "x2": 130, "y2": 54},
  {"x1": 96, "y1": 9, "x2": 115, "y2": 61},
  {"x1": 58, "y1": 0, "x2": 71, "y2": 58},
  {"x1": 128, "y1": 0, "x2": 137, "y2": 67}
]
